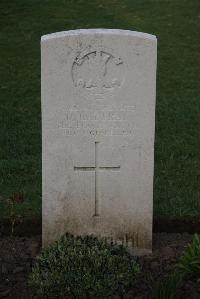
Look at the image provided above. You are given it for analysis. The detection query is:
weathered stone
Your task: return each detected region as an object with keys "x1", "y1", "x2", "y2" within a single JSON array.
[{"x1": 41, "y1": 29, "x2": 157, "y2": 255}]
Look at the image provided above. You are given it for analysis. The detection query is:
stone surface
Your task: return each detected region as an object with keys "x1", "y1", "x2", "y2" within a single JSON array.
[{"x1": 41, "y1": 29, "x2": 157, "y2": 254}]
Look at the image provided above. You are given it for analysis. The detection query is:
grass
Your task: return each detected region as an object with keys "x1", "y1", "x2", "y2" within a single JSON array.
[
  {"x1": 0, "y1": 0, "x2": 200, "y2": 219},
  {"x1": 152, "y1": 234, "x2": 200, "y2": 298}
]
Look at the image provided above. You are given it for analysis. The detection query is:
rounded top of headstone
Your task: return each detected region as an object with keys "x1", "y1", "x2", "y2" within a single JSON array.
[{"x1": 41, "y1": 29, "x2": 157, "y2": 42}]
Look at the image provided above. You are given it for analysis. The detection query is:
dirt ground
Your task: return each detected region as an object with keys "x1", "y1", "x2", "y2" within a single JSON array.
[{"x1": 0, "y1": 233, "x2": 199, "y2": 299}]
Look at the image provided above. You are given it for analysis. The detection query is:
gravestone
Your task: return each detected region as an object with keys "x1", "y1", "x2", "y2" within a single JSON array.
[{"x1": 42, "y1": 29, "x2": 157, "y2": 255}]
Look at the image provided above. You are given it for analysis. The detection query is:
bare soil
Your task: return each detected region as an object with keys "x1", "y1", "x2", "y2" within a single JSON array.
[{"x1": 0, "y1": 233, "x2": 199, "y2": 298}]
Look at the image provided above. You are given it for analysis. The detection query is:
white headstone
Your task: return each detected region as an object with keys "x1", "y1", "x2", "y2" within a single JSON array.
[{"x1": 42, "y1": 29, "x2": 157, "y2": 255}]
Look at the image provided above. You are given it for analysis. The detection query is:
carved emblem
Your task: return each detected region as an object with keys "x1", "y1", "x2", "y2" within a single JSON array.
[{"x1": 72, "y1": 49, "x2": 124, "y2": 95}]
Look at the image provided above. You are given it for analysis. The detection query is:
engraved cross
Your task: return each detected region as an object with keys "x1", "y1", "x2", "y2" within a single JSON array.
[{"x1": 74, "y1": 142, "x2": 120, "y2": 216}]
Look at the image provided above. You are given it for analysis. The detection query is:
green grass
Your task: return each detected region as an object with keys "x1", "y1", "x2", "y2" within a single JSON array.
[
  {"x1": 0, "y1": 0, "x2": 200, "y2": 219},
  {"x1": 152, "y1": 234, "x2": 200, "y2": 298}
]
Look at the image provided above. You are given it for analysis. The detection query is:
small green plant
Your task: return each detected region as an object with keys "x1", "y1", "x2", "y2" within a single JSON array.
[
  {"x1": 30, "y1": 234, "x2": 140, "y2": 299},
  {"x1": 152, "y1": 270, "x2": 183, "y2": 299},
  {"x1": 152, "y1": 234, "x2": 200, "y2": 299},
  {"x1": 178, "y1": 234, "x2": 200, "y2": 280},
  {"x1": 0, "y1": 192, "x2": 25, "y2": 235}
]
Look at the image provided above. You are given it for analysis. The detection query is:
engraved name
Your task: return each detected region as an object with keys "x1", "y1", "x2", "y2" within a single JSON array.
[{"x1": 58, "y1": 109, "x2": 135, "y2": 137}]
